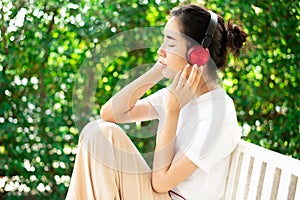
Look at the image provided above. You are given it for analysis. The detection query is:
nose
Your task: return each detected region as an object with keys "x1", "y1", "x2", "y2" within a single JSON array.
[{"x1": 157, "y1": 46, "x2": 166, "y2": 57}]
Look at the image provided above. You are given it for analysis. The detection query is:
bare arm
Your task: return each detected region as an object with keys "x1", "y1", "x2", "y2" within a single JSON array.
[
  {"x1": 152, "y1": 64, "x2": 202, "y2": 193},
  {"x1": 100, "y1": 62, "x2": 164, "y2": 123}
]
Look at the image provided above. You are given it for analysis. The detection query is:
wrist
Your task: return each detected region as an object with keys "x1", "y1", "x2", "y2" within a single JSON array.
[{"x1": 137, "y1": 64, "x2": 163, "y2": 87}]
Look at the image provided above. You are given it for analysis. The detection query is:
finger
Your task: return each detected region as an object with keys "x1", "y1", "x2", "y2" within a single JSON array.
[
  {"x1": 181, "y1": 64, "x2": 190, "y2": 78},
  {"x1": 171, "y1": 69, "x2": 182, "y2": 89},
  {"x1": 191, "y1": 66, "x2": 203, "y2": 91},
  {"x1": 186, "y1": 64, "x2": 197, "y2": 88},
  {"x1": 177, "y1": 64, "x2": 190, "y2": 88}
]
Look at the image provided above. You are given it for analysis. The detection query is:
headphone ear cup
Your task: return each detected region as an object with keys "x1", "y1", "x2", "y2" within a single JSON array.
[{"x1": 187, "y1": 45, "x2": 210, "y2": 66}]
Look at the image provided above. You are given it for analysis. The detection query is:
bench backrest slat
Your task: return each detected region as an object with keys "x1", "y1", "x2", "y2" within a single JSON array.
[
  {"x1": 260, "y1": 164, "x2": 276, "y2": 200},
  {"x1": 276, "y1": 170, "x2": 291, "y2": 200},
  {"x1": 294, "y1": 177, "x2": 300, "y2": 200},
  {"x1": 224, "y1": 140, "x2": 300, "y2": 200},
  {"x1": 235, "y1": 153, "x2": 251, "y2": 199},
  {"x1": 247, "y1": 158, "x2": 262, "y2": 199}
]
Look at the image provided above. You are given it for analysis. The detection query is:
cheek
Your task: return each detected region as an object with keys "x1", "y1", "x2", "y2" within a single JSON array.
[
  {"x1": 166, "y1": 52, "x2": 187, "y2": 69},
  {"x1": 166, "y1": 46, "x2": 186, "y2": 60}
]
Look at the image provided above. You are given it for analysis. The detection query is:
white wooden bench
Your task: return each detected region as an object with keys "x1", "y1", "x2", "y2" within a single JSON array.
[{"x1": 224, "y1": 140, "x2": 300, "y2": 200}]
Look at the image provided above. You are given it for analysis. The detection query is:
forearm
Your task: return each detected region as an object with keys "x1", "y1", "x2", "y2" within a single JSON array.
[
  {"x1": 100, "y1": 63, "x2": 163, "y2": 122},
  {"x1": 152, "y1": 109, "x2": 180, "y2": 189}
]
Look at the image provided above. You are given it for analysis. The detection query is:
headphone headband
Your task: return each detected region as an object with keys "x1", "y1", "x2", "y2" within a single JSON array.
[
  {"x1": 201, "y1": 11, "x2": 218, "y2": 48},
  {"x1": 186, "y1": 10, "x2": 218, "y2": 66}
]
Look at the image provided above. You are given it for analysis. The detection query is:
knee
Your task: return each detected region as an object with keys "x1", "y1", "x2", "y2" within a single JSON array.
[{"x1": 79, "y1": 119, "x2": 125, "y2": 143}]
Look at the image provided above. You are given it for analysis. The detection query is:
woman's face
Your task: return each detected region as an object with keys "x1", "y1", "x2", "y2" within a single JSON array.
[{"x1": 157, "y1": 17, "x2": 189, "y2": 79}]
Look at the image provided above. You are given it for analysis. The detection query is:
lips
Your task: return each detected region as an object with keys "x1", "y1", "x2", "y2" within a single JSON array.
[{"x1": 159, "y1": 60, "x2": 167, "y2": 68}]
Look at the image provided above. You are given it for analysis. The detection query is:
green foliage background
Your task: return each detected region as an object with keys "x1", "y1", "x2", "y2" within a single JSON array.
[{"x1": 0, "y1": 0, "x2": 299, "y2": 199}]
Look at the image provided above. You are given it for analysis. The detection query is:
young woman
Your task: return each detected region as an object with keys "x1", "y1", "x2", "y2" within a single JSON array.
[{"x1": 66, "y1": 4, "x2": 247, "y2": 200}]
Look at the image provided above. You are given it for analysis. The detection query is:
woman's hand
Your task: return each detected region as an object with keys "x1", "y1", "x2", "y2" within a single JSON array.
[{"x1": 166, "y1": 64, "x2": 203, "y2": 112}]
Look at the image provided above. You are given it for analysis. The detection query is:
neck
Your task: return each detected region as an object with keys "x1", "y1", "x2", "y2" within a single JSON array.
[{"x1": 195, "y1": 78, "x2": 219, "y2": 97}]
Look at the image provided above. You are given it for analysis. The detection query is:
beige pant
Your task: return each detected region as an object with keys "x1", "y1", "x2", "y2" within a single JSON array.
[{"x1": 66, "y1": 119, "x2": 171, "y2": 200}]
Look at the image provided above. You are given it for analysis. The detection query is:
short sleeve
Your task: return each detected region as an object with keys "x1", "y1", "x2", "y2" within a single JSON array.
[
  {"x1": 182, "y1": 96, "x2": 241, "y2": 173},
  {"x1": 185, "y1": 117, "x2": 240, "y2": 172}
]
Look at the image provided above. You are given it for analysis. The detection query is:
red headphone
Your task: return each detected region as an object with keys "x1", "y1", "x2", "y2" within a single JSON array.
[{"x1": 186, "y1": 11, "x2": 218, "y2": 66}]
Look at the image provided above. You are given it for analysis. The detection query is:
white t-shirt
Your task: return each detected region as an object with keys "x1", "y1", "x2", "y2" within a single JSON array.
[{"x1": 143, "y1": 88, "x2": 241, "y2": 200}]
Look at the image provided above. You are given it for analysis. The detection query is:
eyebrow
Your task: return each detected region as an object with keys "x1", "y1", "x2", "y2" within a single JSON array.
[{"x1": 166, "y1": 35, "x2": 176, "y2": 40}]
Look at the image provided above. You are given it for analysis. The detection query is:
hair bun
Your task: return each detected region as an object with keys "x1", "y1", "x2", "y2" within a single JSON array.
[{"x1": 226, "y1": 20, "x2": 248, "y2": 56}]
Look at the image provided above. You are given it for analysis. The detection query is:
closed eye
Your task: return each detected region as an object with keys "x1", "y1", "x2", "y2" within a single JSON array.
[{"x1": 165, "y1": 35, "x2": 176, "y2": 47}]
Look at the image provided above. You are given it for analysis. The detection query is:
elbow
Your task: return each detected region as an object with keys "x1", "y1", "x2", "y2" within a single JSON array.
[
  {"x1": 100, "y1": 107, "x2": 115, "y2": 122},
  {"x1": 151, "y1": 173, "x2": 169, "y2": 193}
]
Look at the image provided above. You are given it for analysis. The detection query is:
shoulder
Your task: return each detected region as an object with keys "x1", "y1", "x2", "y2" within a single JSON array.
[{"x1": 192, "y1": 88, "x2": 236, "y2": 116}]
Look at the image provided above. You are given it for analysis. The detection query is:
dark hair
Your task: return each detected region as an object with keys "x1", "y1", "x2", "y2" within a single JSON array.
[{"x1": 170, "y1": 4, "x2": 248, "y2": 69}]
